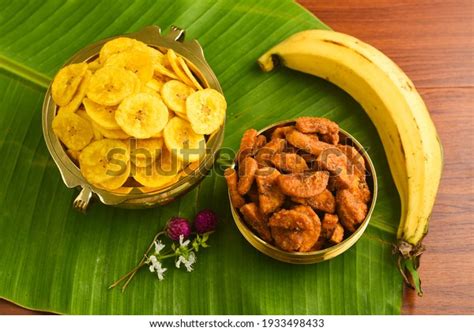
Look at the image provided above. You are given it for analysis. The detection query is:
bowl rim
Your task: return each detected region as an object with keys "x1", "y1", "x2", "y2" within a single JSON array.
[{"x1": 228, "y1": 119, "x2": 378, "y2": 263}]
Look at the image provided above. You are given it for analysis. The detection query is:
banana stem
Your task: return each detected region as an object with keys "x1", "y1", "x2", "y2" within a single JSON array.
[{"x1": 395, "y1": 241, "x2": 425, "y2": 296}]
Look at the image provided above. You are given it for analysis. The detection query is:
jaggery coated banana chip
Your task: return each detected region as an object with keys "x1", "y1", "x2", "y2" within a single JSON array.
[
  {"x1": 133, "y1": 148, "x2": 182, "y2": 188},
  {"x1": 105, "y1": 48, "x2": 153, "y2": 83},
  {"x1": 52, "y1": 111, "x2": 94, "y2": 151},
  {"x1": 87, "y1": 66, "x2": 139, "y2": 106},
  {"x1": 186, "y1": 88, "x2": 227, "y2": 135},
  {"x1": 51, "y1": 63, "x2": 88, "y2": 106},
  {"x1": 83, "y1": 97, "x2": 120, "y2": 130},
  {"x1": 79, "y1": 139, "x2": 130, "y2": 188},
  {"x1": 163, "y1": 116, "x2": 205, "y2": 163},
  {"x1": 115, "y1": 93, "x2": 169, "y2": 138},
  {"x1": 161, "y1": 79, "x2": 194, "y2": 114}
]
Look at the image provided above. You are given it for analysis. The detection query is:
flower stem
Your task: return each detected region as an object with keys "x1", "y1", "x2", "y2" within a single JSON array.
[{"x1": 108, "y1": 231, "x2": 164, "y2": 291}]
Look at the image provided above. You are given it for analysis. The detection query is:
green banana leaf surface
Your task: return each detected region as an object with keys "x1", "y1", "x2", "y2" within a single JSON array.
[{"x1": 0, "y1": 0, "x2": 403, "y2": 314}]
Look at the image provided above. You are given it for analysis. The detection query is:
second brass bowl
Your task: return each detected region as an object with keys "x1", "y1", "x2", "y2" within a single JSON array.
[{"x1": 229, "y1": 120, "x2": 378, "y2": 264}]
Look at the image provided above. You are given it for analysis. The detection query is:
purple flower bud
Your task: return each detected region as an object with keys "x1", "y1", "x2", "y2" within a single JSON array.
[
  {"x1": 194, "y1": 209, "x2": 218, "y2": 234},
  {"x1": 166, "y1": 217, "x2": 191, "y2": 241}
]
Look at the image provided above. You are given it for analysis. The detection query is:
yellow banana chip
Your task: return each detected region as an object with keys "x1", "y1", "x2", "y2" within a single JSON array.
[
  {"x1": 146, "y1": 78, "x2": 165, "y2": 92},
  {"x1": 58, "y1": 70, "x2": 92, "y2": 113},
  {"x1": 92, "y1": 121, "x2": 130, "y2": 139},
  {"x1": 133, "y1": 148, "x2": 182, "y2": 188},
  {"x1": 88, "y1": 58, "x2": 102, "y2": 72},
  {"x1": 161, "y1": 79, "x2": 194, "y2": 114},
  {"x1": 178, "y1": 57, "x2": 204, "y2": 90},
  {"x1": 148, "y1": 46, "x2": 165, "y2": 66},
  {"x1": 163, "y1": 116, "x2": 205, "y2": 162},
  {"x1": 130, "y1": 138, "x2": 164, "y2": 167},
  {"x1": 79, "y1": 139, "x2": 130, "y2": 188},
  {"x1": 115, "y1": 93, "x2": 169, "y2": 138},
  {"x1": 105, "y1": 48, "x2": 153, "y2": 83},
  {"x1": 52, "y1": 111, "x2": 94, "y2": 151},
  {"x1": 167, "y1": 49, "x2": 194, "y2": 87},
  {"x1": 153, "y1": 62, "x2": 178, "y2": 79},
  {"x1": 67, "y1": 149, "x2": 81, "y2": 161},
  {"x1": 95, "y1": 162, "x2": 131, "y2": 191},
  {"x1": 83, "y1": 98, "x2": 120, "y2": 130},
  {"x1": 87, "y1": 66, "x2": 139, "y2": 106},
  {"x1": 99, "y1": 37, "x2": 148, "y2": 63},
  {"x1": 51, "y1": 63, "x2": 88, "y2": 106},
  {"x1": 76, "y1": 109, "x2": 104, "y2": 140},
  {"x1": 186, "y1": 88, "x2": 226, "y2": 135}
]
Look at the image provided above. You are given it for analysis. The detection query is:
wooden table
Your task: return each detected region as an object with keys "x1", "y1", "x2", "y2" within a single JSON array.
[{"x1": 1, "y1": 0, "x2": 472, "y2": 315}]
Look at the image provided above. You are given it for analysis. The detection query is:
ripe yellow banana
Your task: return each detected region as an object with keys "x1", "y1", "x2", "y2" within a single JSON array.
[{"x1": 258, "y1": 30, "x2": 443, "y2": 295}]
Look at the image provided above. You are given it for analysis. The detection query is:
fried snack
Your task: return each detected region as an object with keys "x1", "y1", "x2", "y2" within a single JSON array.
[
  {"x1": 336, "y1": 189, "x2": 368, "y2": 232},
  {"x1": 83, "y1": 98, "x2": 120, "y2": 130},
  {"x1": 52, "y1": 111, "x2": 94, "y2": 150},
  {"x1": 58, "y1": 70, "x2": 91, "y2": 113},
  {"x1": 270, "y1": 152, "x2": 308, "y2": 173},
  {"x1": 163, "y1": 117, "x2": 205, "y2": 162},
  {"x1": 255, "y1": 135, "x2": 267, "y2": 149},
  {"x1": 255, "y1": 138, "x2": 286, "y2": 167},
  {"x1": 146, "y1": 78, "x2": 165, "y2": 93},
  {"x1": 321, "y1": 213, "x2": 339, "y2": 239},
  {"x1": 167, "y1": 49, "x2": 194, "y2": 87},
  {"x1": 99, "y1": 37, "x2": 148, "y2": 63},
  {"x1": 292, "y1": 205, "x2": 321, "y2": 242},
  {"x1": 130, "y1": 138, "x2": 164, "y2": 167},
  {"x1": 161, "y1": 80, "x2": 194, "y2": 114},
  {"x1": 105, "y1": 48, "x2": 153, "y2": 83},
  {"x1": 271, "y1": 126, "x2": 293, "y2": 140},
  {"x1": 237, "y1": 157, "x2": 258, "y2": 195},
  {"x1": 88, "y1": 58, "x2": 102, "y2": 72},
  {"x1": 133, "y1": 148, "x2": 181, "y2": 188},
  {"x1": 351, "y1": 179, "x2": 371, "y2": 204},
  {"x1": 329, "y1": 223, "x2": 344, "y2": 244},
  {"x1": 246, "y1": 184, "x2": 260, "y2": 204},
  {"x1": 316, "y1": 149, "x2": 356, "y2": 190},
  {"x1": 237, "y1": 129, "x2": 258, "y2": 163},
  {"x1": 224, "y1": 168, "x2": 245, "y2": 209},
  {"x1": 240, "y1": 203, "x2": 272, "y2": 242},
  {"x1": 295, "y1": 116, "x2": 339, "y2": 144},
  {"x1": 87, "y1": 66, "x2": 139, "y2": 106},
  {"x1": 285, "y1": 128, "x2": 332, "y2": 156},
  {"x1": 154, "y1": 62, "x2": 178, "y2": 79},
  {"x1": 76, "y1": 109, "x2": 104, "y2": 140},
  {"x1": 178, "y1": 56, "x2": 203, "y2": 90},
  {"x1": 269, "y1": 209, "x2": 319, "y2": 252},
  {"x1": 186, "y1": 88, "x2": 227, "y2": 135},
  {"x1": 277, "y1": 171, "x2": 329, "y2": 198},
  {"x1": 96, "y1": 161, "x2": 131, "y2": 191},
  {"x1": 51, "y1": 63, "x2": 88, "y2": 106},
  {"x1": 115, "y1": 93, "x2": 169, "y2": 138},
  {"x1": 292, "y1": 189, "x2": 336, "y2": 213},
  {"x1": 67, "y1": 149, "x2": 81, "y2": 161},
  {"x1": 255, "y1": 167, "x2": 285, "y2": 214},
  {"x1": 79, "y1": 139, "x2": 130, "y2": 189},
  {"x1": 337, "y1": 144, "x2": 366, "y2": 179},
  {"x1": 91, "y1": 121, "x2": 130, "y2": 139}
]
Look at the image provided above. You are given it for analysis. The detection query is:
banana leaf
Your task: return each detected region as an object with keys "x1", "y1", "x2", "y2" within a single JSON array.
[{"x1": 0, "y1": 0, "x2": 403, "y2": 314}]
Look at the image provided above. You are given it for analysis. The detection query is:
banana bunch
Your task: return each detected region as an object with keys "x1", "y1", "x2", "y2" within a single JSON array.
[{"x1": 258, "y1": 30, "x2": 443, "y2": 294}]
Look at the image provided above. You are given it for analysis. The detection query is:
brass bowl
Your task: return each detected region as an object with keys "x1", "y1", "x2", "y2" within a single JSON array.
[
  {"x1": 42, "y1": 26, "x2": 224, "y2": 212},
  {"x1": 228, "y1": 120, "x2": 378, "y2": 264}
]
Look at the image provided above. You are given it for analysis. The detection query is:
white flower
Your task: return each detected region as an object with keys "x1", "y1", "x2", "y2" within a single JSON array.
[
  {"x1": 179, "y1": 235, "x2": 190, "y2": 248},
  {"x1": 175, "y1": 252, "x2": 196, "y2": 272},
  {"x1": 147, "y1": 255, "x2": 167, "y2": 281},
  {"x1": 154, "y1": 240, "x2": 165, "y2": 255}
]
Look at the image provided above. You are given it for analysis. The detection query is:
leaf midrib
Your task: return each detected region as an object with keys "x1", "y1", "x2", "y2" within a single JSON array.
[{"x1": 0, "y1": 53, "x2": 51, "y2": 89}]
